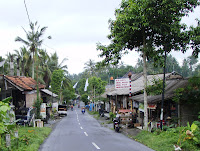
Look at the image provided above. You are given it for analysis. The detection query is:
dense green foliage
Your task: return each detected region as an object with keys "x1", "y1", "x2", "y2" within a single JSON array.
[
  {"x1": 50, "y1": 69, "x2": 64, "y2": 95},
  {"x1": 146, "y1": 78, "x2": 164, "y2": 96},
  {"x1": 62, "y1": 85, "x2": 76, "y2": 103},
  {"x1": 87, "y1": 76, "x2": 107, "y2": 98},
  {"x1": 75, "y1": 76, "x2": 107, "y2": 103},
  {"x1": 81, "y1": 94, "x2": 89, "y2": 105},
  {"x1": 173, "y1": 76, "x2": 200, "y2": 105}
]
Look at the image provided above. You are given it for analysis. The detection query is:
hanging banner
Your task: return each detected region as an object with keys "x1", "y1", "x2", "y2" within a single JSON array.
[{"x1": 115, "y1": 78, "x2": 129, "y2": 89}]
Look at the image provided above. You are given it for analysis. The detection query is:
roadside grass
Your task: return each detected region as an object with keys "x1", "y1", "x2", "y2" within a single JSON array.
[
  {"x1": 87, "y1": 111, "x2": 100, "y2": 119},
  {"x1": 132, "y1": 127, "x2": 200, "y2": 151},
  {"x1": 1, "y1": 126, "x2": 51, "y2": 151},
  {"x1": 106, "y1": 120, "x2": 113, "y2": 124},
  {"x1": 87, "y1": 111, "x2": 99, "y2": 115}
]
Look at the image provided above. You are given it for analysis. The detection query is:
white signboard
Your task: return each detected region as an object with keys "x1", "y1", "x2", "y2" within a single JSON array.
[
  {"x1": 40, "y1": 103, "x2": 46, "y2": 119},
  {"x1": 115, "y1": 78, "x2": 129, "y2": 89}
]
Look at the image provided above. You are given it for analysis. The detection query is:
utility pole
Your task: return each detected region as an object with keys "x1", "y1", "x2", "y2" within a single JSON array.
[{"x1": 160, "y1": 46, "x2": 167, "y2": 130}]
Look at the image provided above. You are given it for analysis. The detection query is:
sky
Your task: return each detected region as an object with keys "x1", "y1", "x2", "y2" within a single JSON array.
[{"x1": 0, "y1": 1, "x2": 200, "y2": 75}]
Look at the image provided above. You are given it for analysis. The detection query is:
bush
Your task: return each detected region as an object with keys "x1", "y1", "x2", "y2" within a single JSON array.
[{"x1": 109, "y1": 112, "x2": 116, "y2": 121}]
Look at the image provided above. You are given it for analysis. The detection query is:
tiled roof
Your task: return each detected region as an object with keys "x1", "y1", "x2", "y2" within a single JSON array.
[{"x1": 5, "y1": 75, "x2": 45, "y2": 91}]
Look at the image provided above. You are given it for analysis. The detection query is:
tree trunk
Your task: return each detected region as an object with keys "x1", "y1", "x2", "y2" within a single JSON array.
[
  {"x1": 142, "y1": 32, "x2": 148, "y2": 130},
  {"x1": 32, "y1": 51, "x2": 35, "y2": 79},
  {"x1": 21, "y1": 60, "x2": 25, "y2": 76},
  {"x1": 10, "y1": 56, "x2": 14, "y2": 76},
  {"x1": 143, "y1": 51, "x2": 148, "y2": 130},
  {"x1": 17, "y1": 58, "x2": 20, "y2": 76}
]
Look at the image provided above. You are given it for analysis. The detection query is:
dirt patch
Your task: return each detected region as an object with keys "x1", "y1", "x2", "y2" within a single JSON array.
[{"x1": 93, "y1": 114, "x2": 141, "y2": 137}]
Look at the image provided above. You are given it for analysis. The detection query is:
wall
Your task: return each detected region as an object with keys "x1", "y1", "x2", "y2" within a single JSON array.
[
  {"x1": 26, "y1": 91, "x2": 39, "y2": 107},
  {"x1": 180, "y1": 103, "x2": 199, "y2": 126}
]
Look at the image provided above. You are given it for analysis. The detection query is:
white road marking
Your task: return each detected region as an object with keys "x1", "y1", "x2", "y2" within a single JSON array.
[
  {"x1": 78, "y1": 123, "x2": 81, "y2": 125},
  {"x1": 84, "y1": 132, "x2": 88, "y2": 136},
  {"x1": 92, "y1": 142, "x2": 100, "y2": 150},
  {"x1": 80, "y1": 127, "x2": 83, "y2": 129}
]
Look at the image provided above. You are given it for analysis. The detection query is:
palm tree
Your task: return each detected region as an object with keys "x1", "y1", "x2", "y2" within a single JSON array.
[
  {"x1": 84, "y1": 59, "x2": 96, "y2": 77},
  {"x1": 37, "y1": 49, "x2": 52, "y2": 86},
  {"x1": 14, "y1": 46, "x2": 31, "y2": 76},
  {"x1": 15, "y1": 21, "x2": 48, "y2": 79},
  {"x1": 50, "y1": 52, "x2": 68, "y2": 74},
  {"x1": 6, "y1": 53, "x2": 16, "y2": 76}
]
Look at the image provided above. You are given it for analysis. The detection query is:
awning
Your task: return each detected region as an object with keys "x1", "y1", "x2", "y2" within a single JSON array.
[{"x1": 41, "y1": 89, "x2": 58, "y2": 97}]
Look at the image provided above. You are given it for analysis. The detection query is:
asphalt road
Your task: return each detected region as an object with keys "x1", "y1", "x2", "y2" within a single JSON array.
[{"x1": 39, "y1": 103, "x2": 154, "y2": 151}]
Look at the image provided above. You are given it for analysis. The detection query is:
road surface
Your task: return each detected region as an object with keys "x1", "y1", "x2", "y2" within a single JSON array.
[{"x1": 39, "y1": 103, "x2": 154, "y2": 151}]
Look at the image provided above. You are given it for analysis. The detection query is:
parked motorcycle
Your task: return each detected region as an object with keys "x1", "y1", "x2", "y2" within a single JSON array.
[
  {"x1": 99, "y1": 109, "x2": 104, "y2": 117},
  {"x1": 113, "y1": 117, "x2": 120, "y2": 132}
]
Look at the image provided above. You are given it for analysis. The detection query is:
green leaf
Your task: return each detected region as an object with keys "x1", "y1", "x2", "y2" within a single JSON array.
[
  {"x1": 193, "y1": 137, "x2": 198, "y2": 142},
  {"x1": 0, "y1": 105, "x2": 10, "y2": 112},
  {"x1": 191, "y1": 123, "x2": 198, "y2": 132}
]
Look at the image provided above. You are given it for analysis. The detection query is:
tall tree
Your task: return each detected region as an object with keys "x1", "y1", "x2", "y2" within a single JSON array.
[
  {"x1": 15, "y1": 22, "x2": 48, "y2": 79},
  {"x1": 97, "y1": 0, "x2": 157, "y2": 129},
  {"x1": 97, "y1": 0, "x2": 199, "y2": 129}
]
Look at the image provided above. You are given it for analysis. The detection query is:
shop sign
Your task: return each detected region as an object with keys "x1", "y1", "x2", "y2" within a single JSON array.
[
  {"x1": 147, "y1": 104, "x2": 157, "y2": 109},
  {"x1": 115, "y1": 78, "x2": 129, "y2": 89}
]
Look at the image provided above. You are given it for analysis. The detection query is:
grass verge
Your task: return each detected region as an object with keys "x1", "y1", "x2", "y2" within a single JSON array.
[
  {"x1": 132, "y1": 127, "x2": 200, "y2": 151},
  {"x1": 1, "y1": 126, "x2": 51, "y2": 151}
]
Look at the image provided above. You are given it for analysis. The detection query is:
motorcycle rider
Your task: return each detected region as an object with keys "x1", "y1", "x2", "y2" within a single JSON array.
[
  {"x1": 82, "y1": 107, "x2": 85, "y2": 114},
  {"x1": 71, "y1": 105, "x2": 73, "y2": 111}
]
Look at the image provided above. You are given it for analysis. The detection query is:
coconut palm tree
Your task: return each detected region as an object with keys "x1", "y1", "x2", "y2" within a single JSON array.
[
  {"x1": 50, "y1": 52, "x2": 68, "y2": 74},
  {"x1": 14, "y1": 46, "x2": 31, "y2": 76},
  {"x1": 15, "y1": 21, "x2": 48, "y2": 79},
  {"x1": 37, "y1": 49, "x2": 52, "y2": 86},
  {"x1": 6, "y1": 53, "x2": 17, "y2": 76},
  {"x1": 84, "y1": 59, "x2": 96, "y2": 77}
]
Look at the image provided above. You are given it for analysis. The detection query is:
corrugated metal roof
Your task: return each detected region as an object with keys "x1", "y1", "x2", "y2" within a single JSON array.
[
  {"x1": 133, "y1": 79, "x2": 188, "y2": 103},
  {"x1": 103, "y1": 72, "x2": 183, "y2": 97},
  {"x1": 4, "y1": 75, "x2": 45, "y2": 91},
  {"x1": 41, "y1": 89, "x2": 58, "y2": 97}
]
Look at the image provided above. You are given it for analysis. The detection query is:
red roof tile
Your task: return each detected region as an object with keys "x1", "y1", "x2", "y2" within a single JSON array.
[{"x1": 5, "y1": 75, "x2": 45, "y2": 90}]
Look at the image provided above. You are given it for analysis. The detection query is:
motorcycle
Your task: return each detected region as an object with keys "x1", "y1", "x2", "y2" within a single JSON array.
[
  {"x1": 113, "y1": 118, "x2": 120, "y2": 132},
  {"x1": 82, "y1": 108, "x2": 85, "y2": 114},
  {"x1": 99, "y1": 109, "x2": 104, "y2": 117}
]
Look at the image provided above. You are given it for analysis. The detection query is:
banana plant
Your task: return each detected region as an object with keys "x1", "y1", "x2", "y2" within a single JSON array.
[
  {"x1": 185, "y1": 122, "x2": 199, "y2": 143},
  {"x1": 0, "y1": 97, "x2": 18, "y2": 146}
]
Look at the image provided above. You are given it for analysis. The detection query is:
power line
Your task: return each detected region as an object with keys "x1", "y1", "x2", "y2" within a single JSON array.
[
  {"x1": 42, "y1": 43, "x2": 58, "y2": 52},
  {"x1": 24, "y1": 0, "x2": 31, "y2": 24}
]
